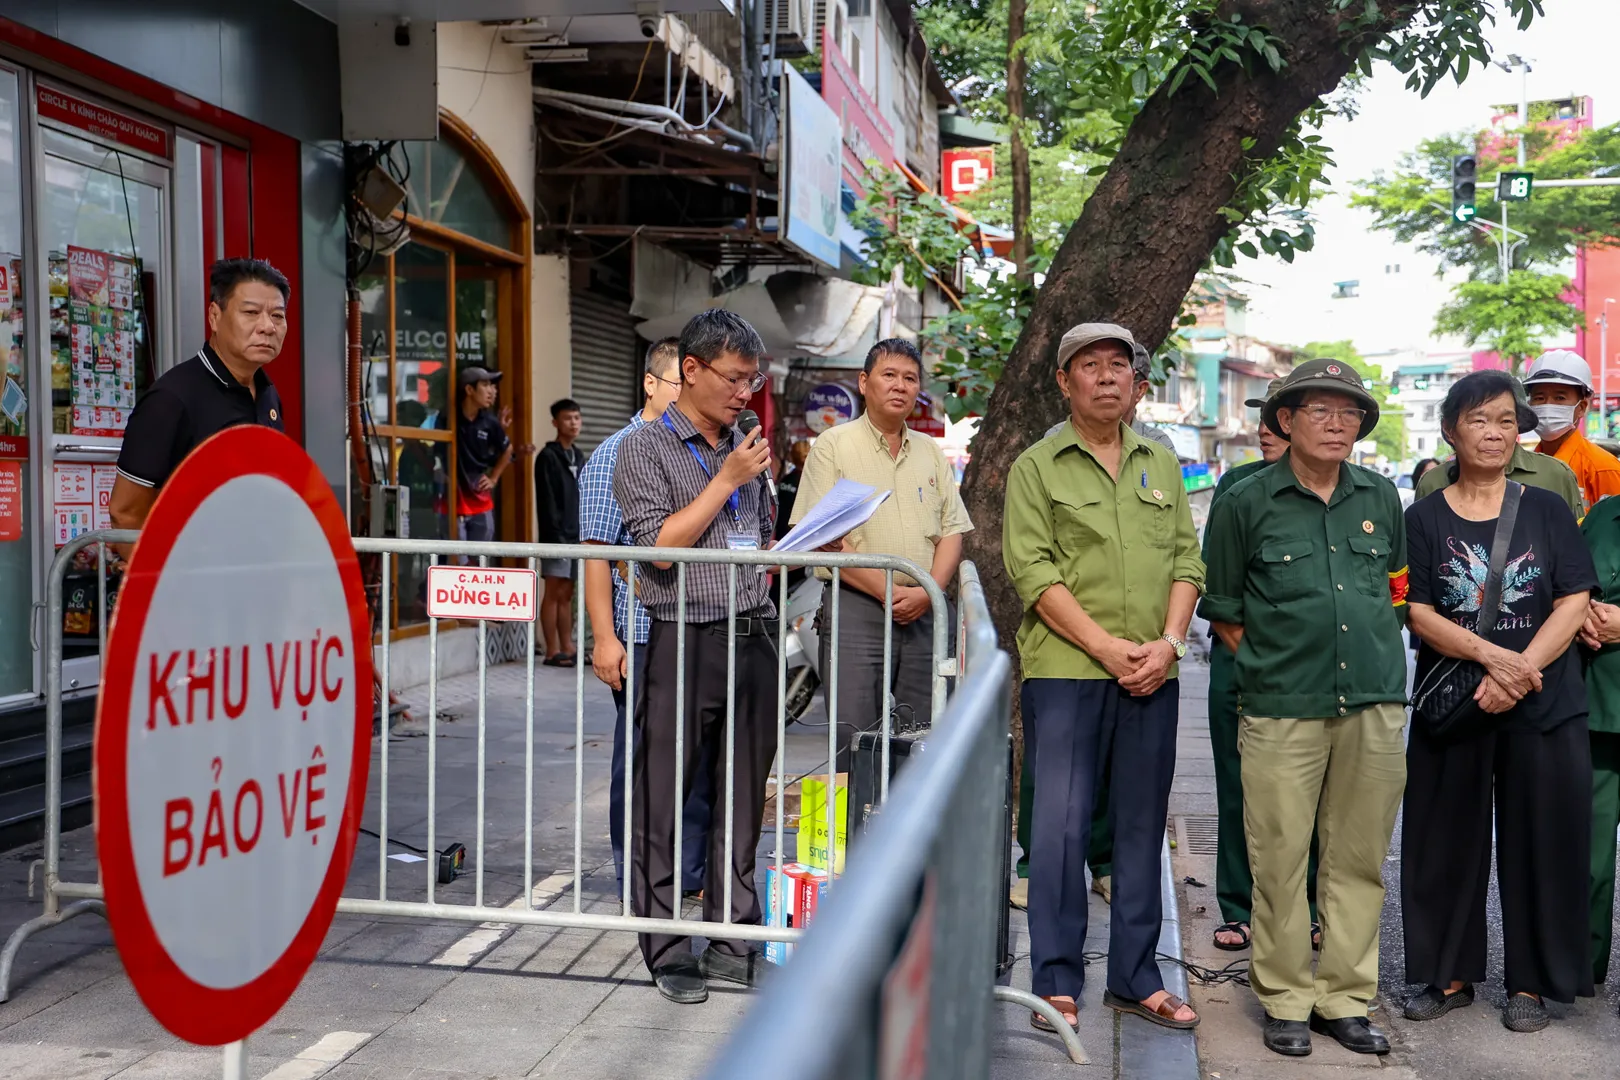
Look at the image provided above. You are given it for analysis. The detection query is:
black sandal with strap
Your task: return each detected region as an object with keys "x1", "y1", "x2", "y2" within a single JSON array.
[{"x1": 1212, "y1": 921, "x2": 1251, "y2": 952}]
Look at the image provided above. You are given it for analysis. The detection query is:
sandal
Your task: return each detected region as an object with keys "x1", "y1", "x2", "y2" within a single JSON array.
[
  {"x1": 1213, "y1": 921, "x2": 1251, "y2": 952},
  {"x1": 1031, "y1": 995, "x2": 1079, "y2": 1033},
  {"x1": 543, "y1": 653, "x2": 567, "y2": 667},
  {"x1": 1404, "y1": 983, "x2": 1473, "y2": 1021},
  {"x1": 1502, "y1": 992, "x2": 1549, "y2": 1033},
  {"x1": 1104, "y1": 989, "x2": 1199, "y2": 1030}
]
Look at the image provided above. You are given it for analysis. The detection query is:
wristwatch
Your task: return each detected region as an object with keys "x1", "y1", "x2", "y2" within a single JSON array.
[{"x1": 1162, "y1": 633, "x2": 1187, "y2": 660}]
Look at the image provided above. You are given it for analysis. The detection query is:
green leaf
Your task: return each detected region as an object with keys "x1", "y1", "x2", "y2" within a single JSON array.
[
  {"x1": 1236, "y1": 240, "x2": 1259, "y2": 259},
  {"x1": 1130, "y1": 66, "x2": 1149, "y2": 97}
]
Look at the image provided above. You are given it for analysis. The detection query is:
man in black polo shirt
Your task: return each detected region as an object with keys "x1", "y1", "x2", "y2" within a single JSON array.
[{"x1": 110, "y1": 258, "x2": 289, "y2": 528}]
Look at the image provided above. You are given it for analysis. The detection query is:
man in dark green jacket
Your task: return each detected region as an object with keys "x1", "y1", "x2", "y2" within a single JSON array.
[
  {"x1": 1200, "y1": 360, "x2": 1409, "y2": 1058},
  {"x1": 1205, "y1": 380, "x2": 1321, "y2": 954}
]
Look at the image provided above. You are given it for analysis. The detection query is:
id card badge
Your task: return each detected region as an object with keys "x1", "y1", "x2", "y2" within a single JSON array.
[{"x1": 725, "y1": 531, "x2": 760, "y2": 552}]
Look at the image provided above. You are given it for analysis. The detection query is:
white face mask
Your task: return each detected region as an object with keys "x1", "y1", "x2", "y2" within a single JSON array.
[{"x1": 1532, "y1": 402, "x2": 1578, "y2": 440}]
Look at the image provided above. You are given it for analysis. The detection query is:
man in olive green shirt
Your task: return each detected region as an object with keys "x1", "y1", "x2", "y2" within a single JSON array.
[
  {"x1": 1416, "y1": 441, "x2": 1583, "y2": 518},
  {"x1": 1577, "y1": 498, "x2": 1620, "y2": 985},
  {"x1": 1004, "y1": 322, "x2": 1204, "y2": 1033},
  {"x1": 1200, "y1": 360, "x2": 1409, "y2": 1058}
]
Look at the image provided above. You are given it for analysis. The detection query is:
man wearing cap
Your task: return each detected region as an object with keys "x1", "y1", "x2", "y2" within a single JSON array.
[
  {"x1": 1017, "y1": 338, "x2": 1169, "y2": 913},
  {"x1": 1205, "y1": 378, "x2": 1325, "y2": 954},
  {"x1": 1004, "y1": 322, "x2": 1204, "y2": 1034},
  {"x1": 1199, "y1": 359, "x2": 1409, "y2": 1057},
  {"x1": 447, "y1": 366, "x2": 517, "y2": 544},
  {"x1": 1524, "y1": 349, "x2": 1620, "y2": 511}
]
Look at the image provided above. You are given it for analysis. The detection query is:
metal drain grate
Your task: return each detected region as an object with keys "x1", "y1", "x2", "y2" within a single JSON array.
[{"x1": 1174, "y1": 815, "x2": 1220, "y2": 856}]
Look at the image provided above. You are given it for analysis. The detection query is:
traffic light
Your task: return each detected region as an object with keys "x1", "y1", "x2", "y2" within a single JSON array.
[
  {"x1": 1498, "y1": 171, "x2": 1534, "y2": 201},
  {"x1": 1451, "y1": 154, "x2": 1478, "y2": 223}
]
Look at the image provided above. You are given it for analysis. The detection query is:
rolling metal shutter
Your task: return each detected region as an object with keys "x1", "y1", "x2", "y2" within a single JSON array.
[{"x1": 569, "y1": 291, "x2": 642, "y2": 454}]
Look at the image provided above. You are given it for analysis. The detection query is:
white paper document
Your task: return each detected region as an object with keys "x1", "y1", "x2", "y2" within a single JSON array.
[{"x1": 774, "y1": 478, "x2": 892, "y2": 553}]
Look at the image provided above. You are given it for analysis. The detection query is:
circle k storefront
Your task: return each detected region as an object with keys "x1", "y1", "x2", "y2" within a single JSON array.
[{"x1": 0, "y1": 9, "x2": 344, "y2": 716}]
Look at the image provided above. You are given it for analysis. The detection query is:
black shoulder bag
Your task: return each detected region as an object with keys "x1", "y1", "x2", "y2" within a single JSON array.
[{"x1": 1411, "y1": 481, "x2": 1523, "y2": 743}]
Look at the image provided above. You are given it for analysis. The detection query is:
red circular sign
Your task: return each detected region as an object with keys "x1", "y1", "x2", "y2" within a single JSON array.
[{"x1": 95, "y1": 426, "x2": 371, "y2": 1045}]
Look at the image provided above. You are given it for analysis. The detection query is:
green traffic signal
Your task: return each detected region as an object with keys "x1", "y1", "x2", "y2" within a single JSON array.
[{"x1": 1451, "y1": 153, "x2": 1478, "y2": 224}]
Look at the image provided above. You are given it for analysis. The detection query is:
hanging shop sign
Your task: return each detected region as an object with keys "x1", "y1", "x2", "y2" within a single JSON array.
[
  {"x1": 36, "y1": 85, "x2": 170, "y2": 159},
  {"x1": 805, "y1": 383, "x2": 859, "y2": 434},
  {"x1": 941, "y1": 149, "x2": 994, "y2": 204},
  {"x1": 821, "y1": 30, "x2": 895, "y2": 197}
]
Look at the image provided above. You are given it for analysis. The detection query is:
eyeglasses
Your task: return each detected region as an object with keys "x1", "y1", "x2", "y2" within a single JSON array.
[
  {"x1": 648, "y1": 374, "x2": 682, "y2": 388},
  {"x1": 1294, "y1": 405, "x2": 1367, "y2": 427},
  {"x1": 691, "y1": 354, "x2": 767, "y2": 394}
]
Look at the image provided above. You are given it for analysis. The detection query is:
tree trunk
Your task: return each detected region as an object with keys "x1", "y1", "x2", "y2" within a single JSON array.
[
  {"x1": 962, "y1": 0, "x2": 1414, "y2": 654},
  {"x1": 1007, "y1": 0, "x2": 1032, "y2": 286}
]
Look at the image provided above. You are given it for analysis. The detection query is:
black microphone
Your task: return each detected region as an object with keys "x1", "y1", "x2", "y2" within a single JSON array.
[{"x1": 736, "y1": 409, "x2": 777, "y2": 501}]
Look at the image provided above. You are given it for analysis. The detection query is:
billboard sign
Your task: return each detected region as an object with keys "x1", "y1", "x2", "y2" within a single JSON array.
[{"x1": 781, "y1": 63, "x2": 843, "y2": 269}]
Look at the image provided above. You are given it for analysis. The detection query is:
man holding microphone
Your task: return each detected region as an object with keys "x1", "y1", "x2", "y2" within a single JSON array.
[{"x1": 613, "y1": 310, "x2": 779, "y2": 1004}]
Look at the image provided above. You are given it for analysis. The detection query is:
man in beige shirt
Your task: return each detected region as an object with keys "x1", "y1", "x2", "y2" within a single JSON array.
[{"x1": 791, "y1": 338, "x2": 972, "y2": 764}]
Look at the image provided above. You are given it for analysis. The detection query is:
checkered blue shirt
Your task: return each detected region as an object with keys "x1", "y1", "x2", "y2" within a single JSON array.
[{"x1": 579, "y1": 414, "x2": 652, "y2": 645}]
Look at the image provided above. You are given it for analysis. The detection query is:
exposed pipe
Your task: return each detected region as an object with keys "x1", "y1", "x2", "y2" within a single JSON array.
[
  {"x1": 346, "y1": 288, "x2": 372, "y2": 500},
  {"x1": 536, "y1": 86, "x2": 697, "y2": 129},
  {"x1": 532, "y1": 86, "x2": 756, "y2": 151}
]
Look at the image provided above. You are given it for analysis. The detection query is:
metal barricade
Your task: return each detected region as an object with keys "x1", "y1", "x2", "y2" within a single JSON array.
[
  {"x1": 0, "y1": 529, "x2": 962, "y2": 997},
  {"x1": 705, "y1": 562, "x2": 1087, "y2": 1077}
]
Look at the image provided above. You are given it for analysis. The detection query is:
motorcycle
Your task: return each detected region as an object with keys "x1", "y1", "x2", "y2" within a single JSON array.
[{"x1": 781, "y1": 574, "x2": 824, "y2": 725}]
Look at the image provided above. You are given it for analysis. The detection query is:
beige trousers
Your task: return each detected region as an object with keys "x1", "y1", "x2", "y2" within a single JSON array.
[{"x1": 1239, "y1": 703, "x2": 1407, "y2": 1020}]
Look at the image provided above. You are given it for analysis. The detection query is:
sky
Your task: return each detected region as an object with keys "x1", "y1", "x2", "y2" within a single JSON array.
[{"x1": 1239, "y1": 0, "x2": 1620, "y2": 372}]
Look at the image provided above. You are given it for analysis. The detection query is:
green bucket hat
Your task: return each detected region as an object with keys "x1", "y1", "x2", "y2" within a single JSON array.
[{"x1": 1262, "y1": 359, "x2": 1380, "y2": 442}]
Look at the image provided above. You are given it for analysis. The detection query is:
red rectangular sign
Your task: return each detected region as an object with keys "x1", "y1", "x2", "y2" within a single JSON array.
[
  {"x1": 36, "y1": 85, "x2": 170, "y2": 159},
  {"x1": 941, "y1": 148, "x2": 994, "y2": 204},
  {"x1": 0, "y1": 435, "x2": 27, "y2": 460},
  {"x1": 821, "y1": 29, "x2": 894, "y2": 196}
]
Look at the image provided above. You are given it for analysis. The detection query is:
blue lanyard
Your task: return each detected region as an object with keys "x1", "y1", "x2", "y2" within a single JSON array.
[{"x1": 665, "y1": 412, "x2": 741, "y2": 526}]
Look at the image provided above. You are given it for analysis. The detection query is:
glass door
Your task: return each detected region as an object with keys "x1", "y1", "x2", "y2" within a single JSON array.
[
  {"x1": 36, "y1": 116, "x2": 172, "y2": 693},
  {"x1": 0, "y1": 66, "x2": 30, "y2": 707}
]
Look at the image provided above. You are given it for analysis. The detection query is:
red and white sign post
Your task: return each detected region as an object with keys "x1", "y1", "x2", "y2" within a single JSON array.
[{"x1": 95, "y1": 427, "x2": 371, "y2": 1071}]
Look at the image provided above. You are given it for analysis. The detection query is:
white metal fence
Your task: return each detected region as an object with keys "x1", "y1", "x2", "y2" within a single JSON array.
[{"x1": 0, "y1": 531, "x2": 959, "y2": 987}]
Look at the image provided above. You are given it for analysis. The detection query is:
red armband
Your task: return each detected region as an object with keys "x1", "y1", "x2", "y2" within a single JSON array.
[{"x1": 1388, "y1": 566, "x2": 1410, "y2": 607}]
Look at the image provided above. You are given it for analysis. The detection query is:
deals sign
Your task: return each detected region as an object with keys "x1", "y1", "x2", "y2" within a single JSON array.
[{"x1": 95, "y1": 426, "x2": 371, "y2": 1046}]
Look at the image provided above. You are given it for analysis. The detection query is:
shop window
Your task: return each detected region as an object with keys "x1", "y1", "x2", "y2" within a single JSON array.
[
  {"x1": 357, "y1": 114, "x2": 526, "y2": 637},
  {"x1": 398, "y1": 139, "x2": 514, "y2": 253},
  {"x1": 0, "y1": 68, "x2": 27, "y2": 701}
]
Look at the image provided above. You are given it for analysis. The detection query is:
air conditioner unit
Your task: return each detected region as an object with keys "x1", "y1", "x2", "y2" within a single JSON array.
[{"x1": 765, "y1": 0, "x2": 817, "y2": 57}]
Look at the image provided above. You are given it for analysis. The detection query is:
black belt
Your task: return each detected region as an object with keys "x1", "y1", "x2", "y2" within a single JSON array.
[{"x1": 689, "y1": 615, "x2": 775, "y2": 637}]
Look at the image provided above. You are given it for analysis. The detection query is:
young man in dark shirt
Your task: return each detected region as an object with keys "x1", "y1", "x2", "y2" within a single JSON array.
[
  {"x1": 447, "y1": 366, "x2": 515, "y2": 545},
  {"x1": 537, "y1": 398, "x2": 585, "y2": 665}
]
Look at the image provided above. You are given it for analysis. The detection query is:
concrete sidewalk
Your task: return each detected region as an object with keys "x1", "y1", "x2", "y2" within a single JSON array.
[
  {"x1": 0, "y1": 657, "x2": 1134, "y2": 1079},
  {"x1": 1169, "y1": 656, "x2": 1620, "y2": 1080}
]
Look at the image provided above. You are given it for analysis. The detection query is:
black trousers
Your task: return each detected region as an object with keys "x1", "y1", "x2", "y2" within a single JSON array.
[
  {"x1": 817, "y1": 585, "x2": 937, "y2": 771},
  {"x1": 632, "y1": 619, "x2": 780, "y2": 972},
  {"x1": 1402, "y1": 715, "x2": 1595, "y2": 1003},
  {"x1": 1023, "y1": 677, "x2": 1178, "y2": 1000},
  {"x1": 610, "y1": 647, "x2": 715, "y2": 892}
]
